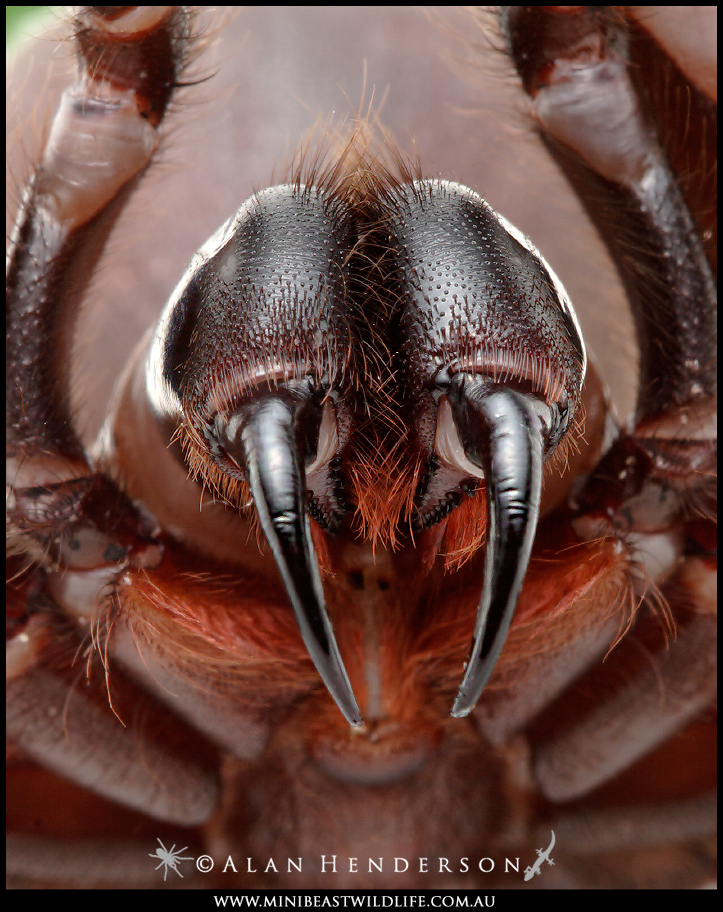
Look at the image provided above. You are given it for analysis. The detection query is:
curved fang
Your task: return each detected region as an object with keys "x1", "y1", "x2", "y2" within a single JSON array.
[
  {"x1": 230, "y1": 397, "x2": 363, "y2": 726},
  {"x1": 447, "y1": 381, "x2": 547, "y2": 718}
]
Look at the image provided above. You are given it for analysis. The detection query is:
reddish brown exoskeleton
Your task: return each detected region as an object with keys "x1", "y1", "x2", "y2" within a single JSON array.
[{"x1": 7, "y1": 7, "x2": 716, "y2": 888}]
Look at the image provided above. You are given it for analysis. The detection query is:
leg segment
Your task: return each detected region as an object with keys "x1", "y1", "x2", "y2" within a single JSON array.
[
  {"x1": 7, "y1": 591, "x2": 220, "y2": 824},
  {"x1": 6, "y1": 6, "x2": 216, "y2": 828},
  {"x1": 7, "y1": 7, "x2": 195, "y2": 568},
  {"x1": 500, "y1": 6, "x2": 716, "y2": 798},
  {"x1": 501, "y1": 6, "x2": 716, "y2": 427}
]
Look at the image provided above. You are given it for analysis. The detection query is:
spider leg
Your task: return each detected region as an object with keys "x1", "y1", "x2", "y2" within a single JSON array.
[
  {"x1": 6, "y1": 602, "x2": 219, "y2": 825},
  {"x1": 535, "y1": 786, "x2": 716, "y2": 889},
  {"x1": 542, "y1": 788, "x2": 716, "y2": 856},
  {"x1": 7, "y1": 833, "x2": 180, "y2": 888},
  {"x1": 500, "y1": 7, "x2": 716, "y2": 800},
  {"x1": 7, "y1": 7, "x2": 194, "y2": 565},
  {"x1": 530, "y1": 576, "x2": 716, "y2": 799},
  {"x1": 5, "y1": 8, "x2": 222, "y2": 826}
]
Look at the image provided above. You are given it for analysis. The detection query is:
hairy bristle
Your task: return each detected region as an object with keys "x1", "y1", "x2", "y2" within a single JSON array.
[
  {"x1": 169, "y1": 119, "x2": 587, "y2": 560},
  {"x1": 440, "y1": 489, "x2": 488, "y2": 572},
  {"x1": 348, "y1": 432, "x2": 422, "y2": 551}
]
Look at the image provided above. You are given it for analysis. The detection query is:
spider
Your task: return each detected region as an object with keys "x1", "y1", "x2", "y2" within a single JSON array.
[{"x1": 6, "y1": 6, "x2": 716, "y2": 889}]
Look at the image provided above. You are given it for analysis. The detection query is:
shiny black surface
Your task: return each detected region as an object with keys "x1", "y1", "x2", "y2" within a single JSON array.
[
  {"x1": 448, "y1": 379, "x2": 549, "y2": 717},
  {"x1": 221, "y1": 394, "x2": 362, "y2": 726}
]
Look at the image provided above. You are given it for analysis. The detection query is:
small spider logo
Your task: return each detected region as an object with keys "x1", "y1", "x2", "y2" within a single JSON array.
[{"x1": 149, "y1": 838, "x2": 195, "y2": 880}]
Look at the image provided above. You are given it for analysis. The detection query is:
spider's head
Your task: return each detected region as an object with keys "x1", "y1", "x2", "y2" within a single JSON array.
[{"x1": 143, "y1": 171, "x2": 586, "y2": 726}]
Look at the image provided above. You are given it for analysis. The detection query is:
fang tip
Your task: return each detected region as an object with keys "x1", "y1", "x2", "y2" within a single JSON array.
[
  {"x1": 227, "y1": 395, "x2": 363, "y2": 726},
  {"x1": 447, "y1": 381, "x2": 547, "y2": 718}
]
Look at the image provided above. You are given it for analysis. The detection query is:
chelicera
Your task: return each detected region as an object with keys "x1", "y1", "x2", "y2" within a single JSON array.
[{"x1": 7, "y1": 7, "x2": 716, "y2": 888}]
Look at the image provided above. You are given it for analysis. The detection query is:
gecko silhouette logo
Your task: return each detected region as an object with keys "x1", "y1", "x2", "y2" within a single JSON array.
[
  {"x1": 149, "y1": 838, "x2": 194, "y2": 880},
  {"x1": 524, "y1": 830, "x2": 555, "y2": 881}
]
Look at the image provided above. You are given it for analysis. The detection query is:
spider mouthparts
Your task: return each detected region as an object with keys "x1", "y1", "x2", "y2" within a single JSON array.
[
  {"x1": 229, "y1": 396, "x2": 363, "y2": 727},
  {"x1": 446, "y1": 378, "x2": 547, "y2": 718}
]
